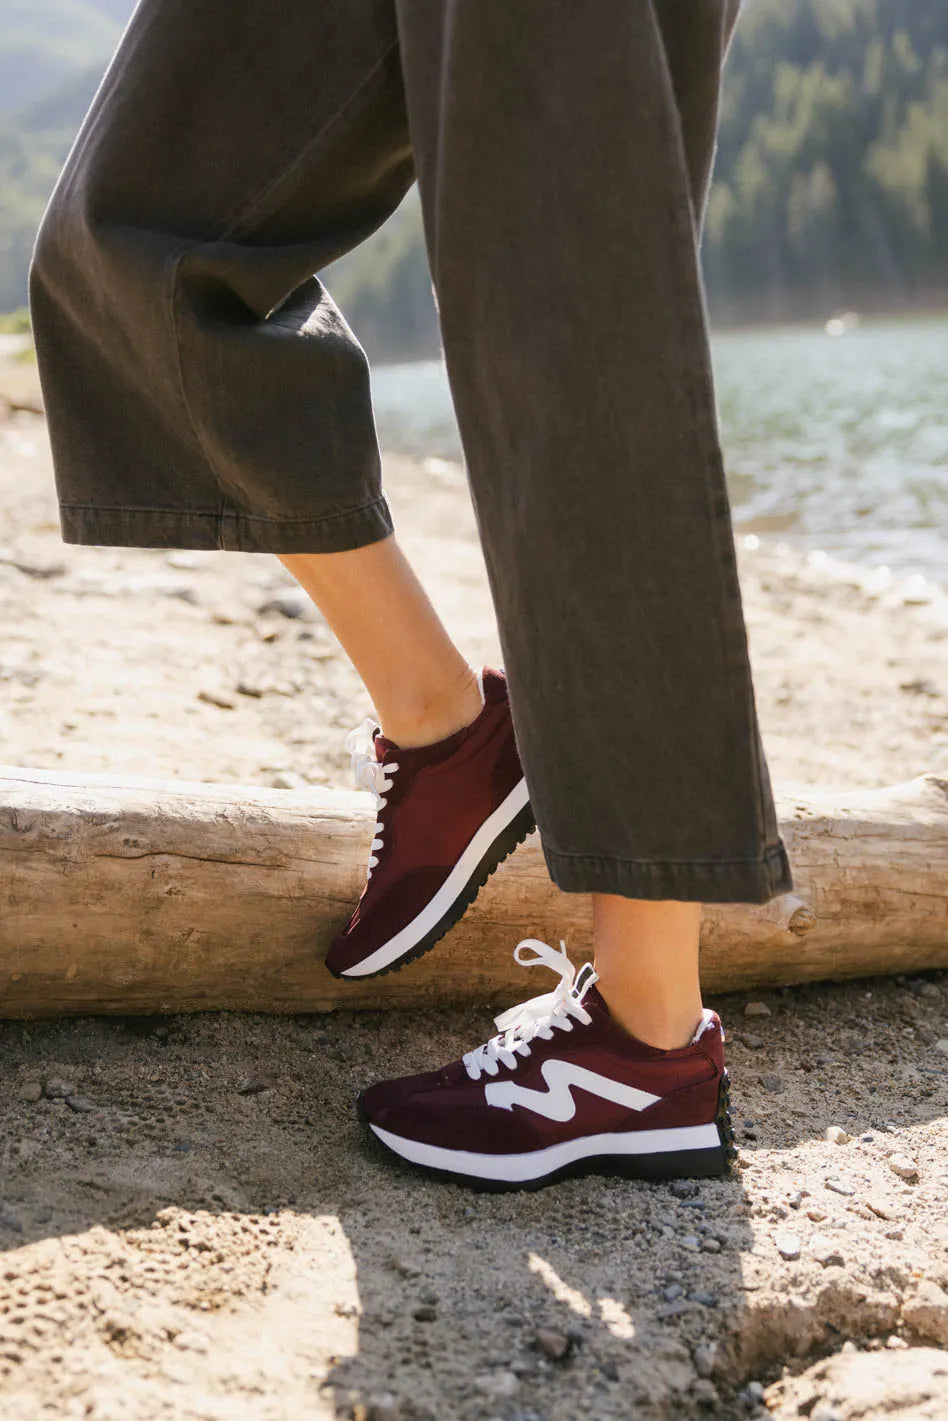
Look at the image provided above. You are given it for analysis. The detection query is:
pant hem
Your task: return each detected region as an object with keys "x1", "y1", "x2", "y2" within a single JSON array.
[
  {"x1": 543, "y1": 842, "x2": 794, "y2": 905},
  {"x1": 59, "y1": 497, "x2": 395, "y2": 554}
]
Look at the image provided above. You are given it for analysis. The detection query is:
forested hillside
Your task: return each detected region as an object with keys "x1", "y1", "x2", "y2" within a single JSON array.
[
  {"x1": 706, "y1": 0, "x2": 948, "y2": 320},
  {"x1": 2, "y1": 0, "x2": 946, "y2": 351},
  {"x1": 0, "y1": 1, "x2": 119, "y2": 113},
  {"x1": 0, "y1": 0, "x2": 121, "y2": 310}
]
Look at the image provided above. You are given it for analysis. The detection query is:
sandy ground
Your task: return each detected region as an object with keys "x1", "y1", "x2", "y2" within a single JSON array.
[{"x1": 1, "y1": 358, "x2": 948, "y2": 1420}]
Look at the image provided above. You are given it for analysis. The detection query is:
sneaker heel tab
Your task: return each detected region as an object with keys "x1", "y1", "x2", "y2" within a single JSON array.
[
  {"x1": 690, "y1": 1008, "x2": 718, "y2": 1044},
  {"x1": 480, "y1": 667, "x2": 507, "y2": 701},
  {"x1": 691, "y1": 1010, "x2": 725, "y2": 1068}
]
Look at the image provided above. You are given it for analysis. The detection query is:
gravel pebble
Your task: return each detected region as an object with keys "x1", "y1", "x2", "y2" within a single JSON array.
[
  {"x1": 18, "y1": 1081, "x2": 42, "y2": 1102},
  {"x1": 197, "y1": 689, "x2": 235, "y2": 710},
  {"x1": 825, "y1": 1178, "x2": 855, "y2": 1197},
  {"x1": 759, "y1": 1073, "x2": 783, "y2": 1093},
  {"x1": 65, "y1": 1095, "x2": 96, "y2": 1113},
  {"x1": 473, "y1": 1370, "x2": 519, "y2": 1399},
  {"x1": 691, "y1": 1378, "x2": 719, "y2": 1407},
  {"x1": 700, "y1": 1237, "x2": 722, "y2": 1254},
  {"x1": 774, "y1": 1230, "x2": 801, "y2": 1260},
  {"x1": 534, "y1": 1328, "x2": 571, "y2": 1360},
  {"x1": 887, "y1": 1153, "x2": 919, "y2": 1181},
  {"x1": 669, "y1": 1179, "x2": 697, "y2": 1199},
  {"x1": 235, "y1": 1076, "x2": 277, "y2": 1096},
  {"x1": 693, "y1": 1342, "x2": 717, "y2": 1378},
  {"x1": 44, "y1": 1079, "x2": 75, "y2": 1099},
  {"x1": 811, "y1": 1235, "x2": 845, "y2": 1267},
  {"x1": 910, "y1": 980, "x2": 940, "y2": 998},
  {"x1": 256, "y1": 592, "x2": 313, "y2": 620},
  {"x1": 663, "y1": 1284, "x2": 684, "y2": 1303},
  {"x1": 743, "y1": 1001, "x2": 771, "y2": 1018},
  {"x1": 901, "y1": 1279, "x2": 948, "y2": 1347},
  {"x1": 365, "y1": 1393, "x2": 401, "y2": 1421},
  {"x1": 934, "y1": 1039, "x2": 948, "y2": 1057},
  {"x1": 824, "y1": 1125, "x2": 851, "y2": 1145}
]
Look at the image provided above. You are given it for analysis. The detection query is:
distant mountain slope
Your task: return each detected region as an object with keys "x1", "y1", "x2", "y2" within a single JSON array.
[
  {"x1": 0, "y1": 0, "x2": 124, "y2": 112},
  {"x1": 0, "y1": 0, "x2": 130, "y2": 308}
]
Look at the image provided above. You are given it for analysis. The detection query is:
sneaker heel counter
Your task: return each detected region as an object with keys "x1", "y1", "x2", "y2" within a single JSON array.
[
  {"x1": 480, "y1": 667, "x2": 508, "y2": 705},
  {"x1": 697, "y1": 1017, "x2": 726, "y2": 1073}
]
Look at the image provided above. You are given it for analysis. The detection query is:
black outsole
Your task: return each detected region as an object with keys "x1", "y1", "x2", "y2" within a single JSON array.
[
  {"x1": 359, "y1": 1071, "x2": 738, "y2": 1193},
  {"x1": 330, "y1": 799, "x2": 537, "y2": 981}
]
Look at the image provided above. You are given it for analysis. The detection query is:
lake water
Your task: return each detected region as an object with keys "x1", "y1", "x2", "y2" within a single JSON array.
[{"x1": 370, "y1": 315, "x2": 948, "y2": 586}]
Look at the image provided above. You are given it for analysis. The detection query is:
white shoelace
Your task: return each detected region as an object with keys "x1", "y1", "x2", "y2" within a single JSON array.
[
  {"x1": 346, "y1": 718, "x2": 400, "y2": 879},
  {"x1": 463, "y1": 939, "x2": 598, "y2": 1081}
]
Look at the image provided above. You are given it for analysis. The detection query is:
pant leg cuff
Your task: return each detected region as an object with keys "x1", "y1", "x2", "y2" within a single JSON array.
[
  {"x1": 543, "y1": 842, "x2": 794, "y2": 904},
  {"x1": 59, "y1": 496, "x2": 395, "y2": 553}
]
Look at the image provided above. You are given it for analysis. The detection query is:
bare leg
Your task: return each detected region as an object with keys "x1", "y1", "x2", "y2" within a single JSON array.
[
  {"x1": 280, "y1": 539, "x2": 482, "y2": 748},
  {"x1": 593, "y1": 896, "x2": 703, "y2": 1050}
]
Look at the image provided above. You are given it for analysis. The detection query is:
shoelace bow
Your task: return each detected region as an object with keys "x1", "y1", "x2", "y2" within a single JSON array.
[
  {"x1": 347, "y1": 718, "x2": 400, "y2": 878},
  {"x1": 462, "y1": 939, "x2": 598, "y2": 1081}
]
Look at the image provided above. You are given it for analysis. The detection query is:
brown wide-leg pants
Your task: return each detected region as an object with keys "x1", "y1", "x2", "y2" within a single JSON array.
[{"x1": 29, "y1": 0, "x2": 794, "y2": 904}]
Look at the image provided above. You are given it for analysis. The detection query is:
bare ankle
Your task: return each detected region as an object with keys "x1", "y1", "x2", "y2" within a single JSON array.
[
  {"x1": 591, "y1": 895, "x2": 704, "y2": 1050},
  {"x1": 379, "y1": 664, "x2": 483, "y2": 748},
  {"x1": 596, "y1": 979, "x2": 703, "y2": 1051}
]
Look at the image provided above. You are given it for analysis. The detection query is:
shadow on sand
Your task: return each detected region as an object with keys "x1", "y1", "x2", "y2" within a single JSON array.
[{"x1": 0, "y1": 970, "x2": 945, "y2": 1418}]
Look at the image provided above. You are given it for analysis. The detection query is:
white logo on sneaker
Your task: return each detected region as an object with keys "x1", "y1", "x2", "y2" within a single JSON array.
[{"x1": 484, "y1": 1059, "x2": 661, "y2": 1123}]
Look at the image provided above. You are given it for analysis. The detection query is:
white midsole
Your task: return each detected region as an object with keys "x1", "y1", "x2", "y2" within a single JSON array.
[
  {"x1": 369, "y1": 1121, "x2": 722, "y2": 1182},
  {"x1": 341, "y1": 775, "x2": 531, "y2": 977}
]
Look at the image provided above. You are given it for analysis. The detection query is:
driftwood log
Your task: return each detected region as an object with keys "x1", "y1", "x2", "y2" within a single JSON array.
[{"x1": 1, "y1": 764, "x2": 946, "y2": 1018}]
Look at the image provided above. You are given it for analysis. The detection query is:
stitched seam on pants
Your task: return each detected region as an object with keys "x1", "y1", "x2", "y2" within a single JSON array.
[
  {"x1": 59, "y1": 497, "x2": 390, "y2": 526},
  {"x1": 650, "y1": 1, "x2": 769, "y2": 851},
  {"x1": 165, "y1": 38, "x2": 400, "y2": 543},
  {"x1": 220, "y1": 37, "x2": 401, "y2": 241},
  {"x1": 545, "y1": 847, "x2": 788, "y2": 869},
  {"x1": 61, "y1": 502, "x2": 219, "y2": 517}
]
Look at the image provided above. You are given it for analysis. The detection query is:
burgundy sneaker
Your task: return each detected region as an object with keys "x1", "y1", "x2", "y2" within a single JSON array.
[
  {"x1": 327, "y1": 669, "x2": 534, "y2": 979},
  {"x1": 359, "y1": 940, "x2": 736, "y2": 1189}
]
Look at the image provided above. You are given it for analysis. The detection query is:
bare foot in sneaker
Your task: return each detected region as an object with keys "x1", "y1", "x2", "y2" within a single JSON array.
[
  {"x1": 281, "y1": 542, "x2": 534, "y2": 977},
  {"x1": 327, "y1": 667, "x2": 534, "y2": 978},
  {"x1": 358, "y1": 940, "x2": 735, "y2": 1189}
]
